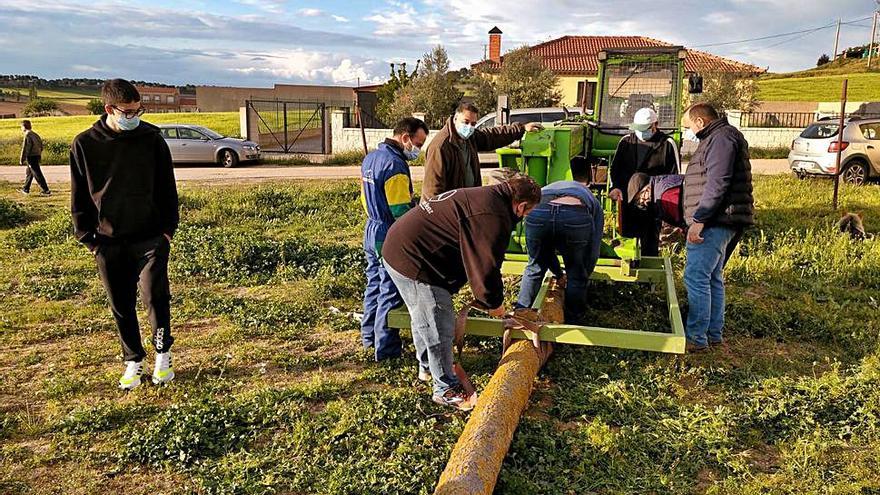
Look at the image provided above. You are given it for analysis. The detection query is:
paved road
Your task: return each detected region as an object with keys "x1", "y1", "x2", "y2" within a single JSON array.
[{"x1": 0, "y1": 159, "x2": 790, "y2": 184}]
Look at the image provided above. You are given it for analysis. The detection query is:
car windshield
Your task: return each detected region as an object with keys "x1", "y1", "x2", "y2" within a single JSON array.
[
  {"x1": 193, "y1": 126, "x2": 224, "y2": 139},
  {"x1": 801, "y1": 123, "x2": 839, "y2": 139}
]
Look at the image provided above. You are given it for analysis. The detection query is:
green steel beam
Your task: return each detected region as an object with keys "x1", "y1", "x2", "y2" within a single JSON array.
[{"x1": 386, "y1": 255, "x2": 686, "y2": 354}]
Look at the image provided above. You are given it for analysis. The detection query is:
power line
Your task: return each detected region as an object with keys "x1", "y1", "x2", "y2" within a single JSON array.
[{"x1": 692, "y1": 14, "x2": 875, "y2": 48}]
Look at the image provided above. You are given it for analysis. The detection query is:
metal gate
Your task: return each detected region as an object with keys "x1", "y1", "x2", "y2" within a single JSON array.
[{"x1": 246, "y1": 100, "x2": 327, "y2": 154}]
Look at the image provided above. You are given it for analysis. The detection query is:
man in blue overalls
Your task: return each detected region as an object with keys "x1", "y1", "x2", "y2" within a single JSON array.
[{"x1": 361, "y1": 117, "x2": 429, "y2": 361}]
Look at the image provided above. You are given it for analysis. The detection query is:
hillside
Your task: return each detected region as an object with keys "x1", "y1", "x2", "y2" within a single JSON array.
[{"x1": 757, "y1": 58, "x2": 880, "y2": 101}]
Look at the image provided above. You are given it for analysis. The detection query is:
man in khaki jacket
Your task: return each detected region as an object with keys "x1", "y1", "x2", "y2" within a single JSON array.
[
  {"x1": 19, "y1": 120, "x2": 50, "y2": 196},
  {"x1": 421, "y1": 102, "x2": 541, "y2": 201}
]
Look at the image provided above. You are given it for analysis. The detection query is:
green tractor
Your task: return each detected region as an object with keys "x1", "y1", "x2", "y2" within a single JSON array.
[{"x1": 391, "y1": 47, "x2": 693, "y2": 354}]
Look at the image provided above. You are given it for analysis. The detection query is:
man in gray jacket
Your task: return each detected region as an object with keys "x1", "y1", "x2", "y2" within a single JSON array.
[
  {"x1": 682, "y1": 103, "x2": 754, "y2": 352},
  {"x1": 19, "y1": 120, "x2": 50, "y2": 196}
]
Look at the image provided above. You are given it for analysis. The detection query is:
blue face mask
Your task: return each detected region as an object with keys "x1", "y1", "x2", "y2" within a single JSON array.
[
  {"x1": 456, "y1": 122, "x2": 475, "y2": 140},
  {"x1": 403, "y1": 145, "x2": 421, "y2": 161},
  {"x1": 684, "y1": 128, "x2": 700, "y2": 143},
  {"x1": 635, "y1": 129, "x2": 655, "y2": 141},
  {"x1": 114, "y1": 112, "x2": 140, "y2": 131}
]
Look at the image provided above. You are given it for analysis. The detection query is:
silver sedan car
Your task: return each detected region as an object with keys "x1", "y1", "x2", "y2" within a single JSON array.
[
  {"x1": 158, "y1": 124, "x2": 260, "y2": 168},
  {"x1": 789, "y1": 117, "x2": 880, "y2": 185}
]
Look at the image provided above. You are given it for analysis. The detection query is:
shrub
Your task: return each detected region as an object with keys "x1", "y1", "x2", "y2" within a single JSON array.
[
  {"x1": 86, "y1": 98, "x2": 104, "y2": 115},
  {"x1": 22, "y1": 97, "x2": 59, "y2": 117},
  {"x1": 0, "y1": 198, "x2": 27, "y2": 229}
]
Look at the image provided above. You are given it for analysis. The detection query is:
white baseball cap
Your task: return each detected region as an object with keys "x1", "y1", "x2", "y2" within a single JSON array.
[{"x1": 629, "y1": 107, "x2": 658, "y2": 131}]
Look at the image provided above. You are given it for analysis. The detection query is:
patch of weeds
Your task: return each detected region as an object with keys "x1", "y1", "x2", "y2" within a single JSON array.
[
  {"x1": 0, "y1": 198, "x2": 27, "y2": 229},
  {"x1": 5, "y1": 210, "x2": 73, "y2": 250}
]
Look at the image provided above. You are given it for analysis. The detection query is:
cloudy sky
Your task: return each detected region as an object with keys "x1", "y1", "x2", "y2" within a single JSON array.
[{"x1": 0, "y1": 0, "x2": 877, "y2": 87}]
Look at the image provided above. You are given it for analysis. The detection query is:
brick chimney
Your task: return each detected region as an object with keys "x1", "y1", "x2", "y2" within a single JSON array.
[{"x1": 488, "y1": 26, "x2": 502, "y2": 63}]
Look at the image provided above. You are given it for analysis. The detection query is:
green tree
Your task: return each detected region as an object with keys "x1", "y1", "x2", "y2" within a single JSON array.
[
  {"x1": 464, "y1": 70, "x2": 497, "y2": 117},
  {"x1": 376, "y1": 62, "x2": 416, "y2": 126},
  {"x1": 22, "y1": 97, "x2": 59, "y2": 117},
  {"x1": 687, "y1": 72, "x2": 759, "y2": 114},
  {"x1": 86, "y1": 98, "x2": 104, "y2": 115},
  {"x1": 494, "y1": 45, "x2": 560, "y2": 109},
  {"x1": 388, "y1": 45, "x2": 463, "y2": 128}
]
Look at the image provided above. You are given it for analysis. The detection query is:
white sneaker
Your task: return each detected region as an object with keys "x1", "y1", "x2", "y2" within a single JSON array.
[
  {"x1": 418, "y1": 368, "x2": 431, "y2": 382},
  {"x1": 152, "y1": 351, "x2": 175, "y2": 385},
  {"x1": 119, "y1": 361, "x2": 143, "y2": 390}
]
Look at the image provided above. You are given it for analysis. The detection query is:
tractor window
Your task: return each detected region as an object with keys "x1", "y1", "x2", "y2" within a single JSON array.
[{"x1": 599, "y1": 58, "x2": 679, "y2": 131}]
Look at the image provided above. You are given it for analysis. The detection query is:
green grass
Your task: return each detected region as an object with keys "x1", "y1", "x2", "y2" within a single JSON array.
[
  {"x1": 757, "y1": 72, "x2": 880, "y2": 102},
  {"x1": 0, "y1": 86, "x2": 100, "y2": 107},
  {"x1": 0, "y1": 112, "x2": 242, "y2": 166},
  {"x1": 1, "y1": 177, "x2": 879, "y2": 494}
]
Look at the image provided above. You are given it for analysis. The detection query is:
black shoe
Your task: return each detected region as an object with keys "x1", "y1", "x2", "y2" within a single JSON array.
[
  {"x1": 39, "y1": 190, "x2": 51, "y2": 196},
  {"x1": 18, "y1": 189, "x2": 29, "y2": 195}
]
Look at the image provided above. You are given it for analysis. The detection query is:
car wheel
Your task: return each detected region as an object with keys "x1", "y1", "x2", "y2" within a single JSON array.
[
  {"x1": 842, "y1": 160, "x2": 868, "y2": 186},
  {"x1": 219, "y1": 149, "x2": 239, "y2": 168}
]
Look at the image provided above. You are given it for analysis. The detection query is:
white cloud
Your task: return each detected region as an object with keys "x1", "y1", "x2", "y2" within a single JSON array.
[
  {"x1": 332, "y1": 15, "x2": 349, "y2": 23},
  {"x1": 298, "y1": 8, "x2": 323, "y2": 17},
  {"x1": 703, "y1": 12, "x2": 735, "y2": 25},
  {"x1": 229, "y1": 49, "x2": 383, "y2": 85}
]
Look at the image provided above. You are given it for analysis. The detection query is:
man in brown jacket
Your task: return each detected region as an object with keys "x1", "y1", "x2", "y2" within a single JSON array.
[
  {"x1": 421, "y1": 102, "x2": 542, "y2": 201},
  {"x1": 19, "y1": 120, "x2": 51, "y2": 196},
  {"x1": 383, "y1": 175, "x2": 542, "y2": 410}
]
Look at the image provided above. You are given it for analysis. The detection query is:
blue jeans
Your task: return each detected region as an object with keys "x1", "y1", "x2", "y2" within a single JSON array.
[
  {"x1": 515, "y1": 204, "x2": 595, "y2": 324},
  {"x1": 684, "y1": 225, "x2": 738, "y2": 347},
  {"x1": 361, "y1": 223, "x2": 402, "y2": 361},
  {"x1": 384, "y1": 260, "x2": 459, "y2": 396}
]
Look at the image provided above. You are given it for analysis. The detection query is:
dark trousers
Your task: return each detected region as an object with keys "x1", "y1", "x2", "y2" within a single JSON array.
[
  {"x1": 516, "y1": 204, "x2": 596, "y2": 324},
  {"x1": 621, "y1": 203, "x2": 661, "y2": 256},
  {"x1": 95, "y1": 235, "x2": 173, "y2": 362},
  {"x1": 23, "y1": 155, "x2": 50, "y2": 193}
]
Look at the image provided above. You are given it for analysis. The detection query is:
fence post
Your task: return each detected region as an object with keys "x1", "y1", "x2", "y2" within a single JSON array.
[{"x1": 832, "y1": 79, "x2": 848, "y2": 210}]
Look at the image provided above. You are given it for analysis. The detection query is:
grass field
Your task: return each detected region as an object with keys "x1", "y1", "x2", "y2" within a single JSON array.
[
  {"x1": 757, "y1": 58, "x2": 880, "y2": 102},
  {"x1": 0, "y1": 113, "x2": 241, "y2": 165},
  {"x1": 757, "y1": 72, "x2": 880, "y2": 102},
  {"x1": 1, "y1": 176, "x2": 879, "y2": 494},
  {"x1": 0, "y1": 87, "x2": 99, "y2": 107}
]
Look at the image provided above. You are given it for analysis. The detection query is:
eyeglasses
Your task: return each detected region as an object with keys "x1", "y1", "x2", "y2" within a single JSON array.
[{"x1": 111, "y1": 105, "x2": 146, "y2": 119}]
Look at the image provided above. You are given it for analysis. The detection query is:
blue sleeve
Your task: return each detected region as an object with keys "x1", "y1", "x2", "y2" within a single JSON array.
[{"x1": 692, "y1": 136, "x2": 736, "y2": 223}]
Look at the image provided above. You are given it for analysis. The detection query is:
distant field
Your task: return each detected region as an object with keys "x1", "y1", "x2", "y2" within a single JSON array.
[
  {"x1": 0, "y1": 112, "x2": 241, "y2": 165},
  {"x1": 757, "y1": 71, "x2": 880, "y2": 101},
  {"x1": 0, "y1": 86, "x2": 99, "y2": 107}
]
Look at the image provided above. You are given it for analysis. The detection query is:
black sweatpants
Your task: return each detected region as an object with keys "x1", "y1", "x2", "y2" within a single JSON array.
[
  {"x1": 95, "y1": 234, "x2": 173, "y2": 362},
  {"x1": 23, "y1": 155, "x2": 50, "y2": 193},
  {"x1": 620, "y1": 203, "x2": 661, "y2": 257}
]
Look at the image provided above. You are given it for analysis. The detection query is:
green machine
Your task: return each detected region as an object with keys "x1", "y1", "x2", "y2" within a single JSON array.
[{"x1": 390, "y1": 47, "x2": 690, "y2": 354}]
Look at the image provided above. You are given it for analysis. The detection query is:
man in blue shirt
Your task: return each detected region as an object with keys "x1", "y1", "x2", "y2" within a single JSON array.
[
  {"x1": 515, "y1": 157, "x2": 604, "y2": 325},
  {"x1": 360, "y1": 117, "x2": 429, "y2": 361}
]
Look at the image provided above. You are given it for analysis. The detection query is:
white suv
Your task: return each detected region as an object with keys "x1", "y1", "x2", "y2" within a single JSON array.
[{"x1": 789, "y1": 117, "x2": 880, "y2": 185}]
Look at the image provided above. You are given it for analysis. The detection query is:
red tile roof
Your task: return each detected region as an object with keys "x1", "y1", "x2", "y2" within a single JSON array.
[
  {"x1": 136, "y1": 86, "x2": 179, "y2": 94},
  {"x1": 473, "y1": 35, "x2": 765, "y2": 75}
]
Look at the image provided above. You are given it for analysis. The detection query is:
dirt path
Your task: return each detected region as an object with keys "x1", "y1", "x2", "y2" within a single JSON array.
[{"x1": 0, "y1": 159, "x2": 791, "y2": 184}]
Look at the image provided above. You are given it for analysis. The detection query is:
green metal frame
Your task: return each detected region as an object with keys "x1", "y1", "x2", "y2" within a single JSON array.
[{"x1": 389, "y1": 47, "x2": 690, "y2": 355}]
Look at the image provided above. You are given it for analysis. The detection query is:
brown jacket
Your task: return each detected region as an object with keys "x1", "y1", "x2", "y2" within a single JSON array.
[
  {"x1": 383, "y1": 182, "x2": 517, "y2": 310},
  {"x1": 421, "y1": 116, "x2": 525, "y2": 201}
]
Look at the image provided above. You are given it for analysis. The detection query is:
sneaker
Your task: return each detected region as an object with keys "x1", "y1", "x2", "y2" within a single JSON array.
[
  {"x1": 418, "y1": 368, "x2": 431, "y2": 382},
  {"x1": 708, "y1": 338, "x2": 725, "y2": 347},
  {"x1": 119, "y1": 360, "x2": 143, "y2": 390},
  {"x1": 432, "y1": 386, "x2": 475, "y2": 411},
  {"x1": 18, "y1": 189, "x2": 28, "y2": 195},
  {"x1": 39, "y1": 190, "x2": 51, "y2": 196},
  {"x1": 152, "y1": 351, "x2": 175, "y2": 385}
]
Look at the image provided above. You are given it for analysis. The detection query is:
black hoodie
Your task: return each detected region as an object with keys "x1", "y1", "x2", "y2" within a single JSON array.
[{"x1": 70, "y1": 115, "x2": 179, "y2": 249}]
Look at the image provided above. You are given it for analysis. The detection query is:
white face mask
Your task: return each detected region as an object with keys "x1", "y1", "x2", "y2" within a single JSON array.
[
  {"x1": 635, "y1": 129, "x2": 655, "y2": 141},
  {"x1": 684, "y1": 128, "x2": 700, "y2": 143}
]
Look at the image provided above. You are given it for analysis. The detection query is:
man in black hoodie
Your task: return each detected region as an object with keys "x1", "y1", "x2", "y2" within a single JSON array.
[{"x1": 70, "y1": 79, "x2": 179, "y2": 390}]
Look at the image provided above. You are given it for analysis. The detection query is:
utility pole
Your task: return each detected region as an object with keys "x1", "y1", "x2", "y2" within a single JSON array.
[
  {"x1": 833, "y1": 18, "x2": 841, "y2": 64},
  {"x1": 869, "y1": 12, "x2": 878, "y2": 70}
]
